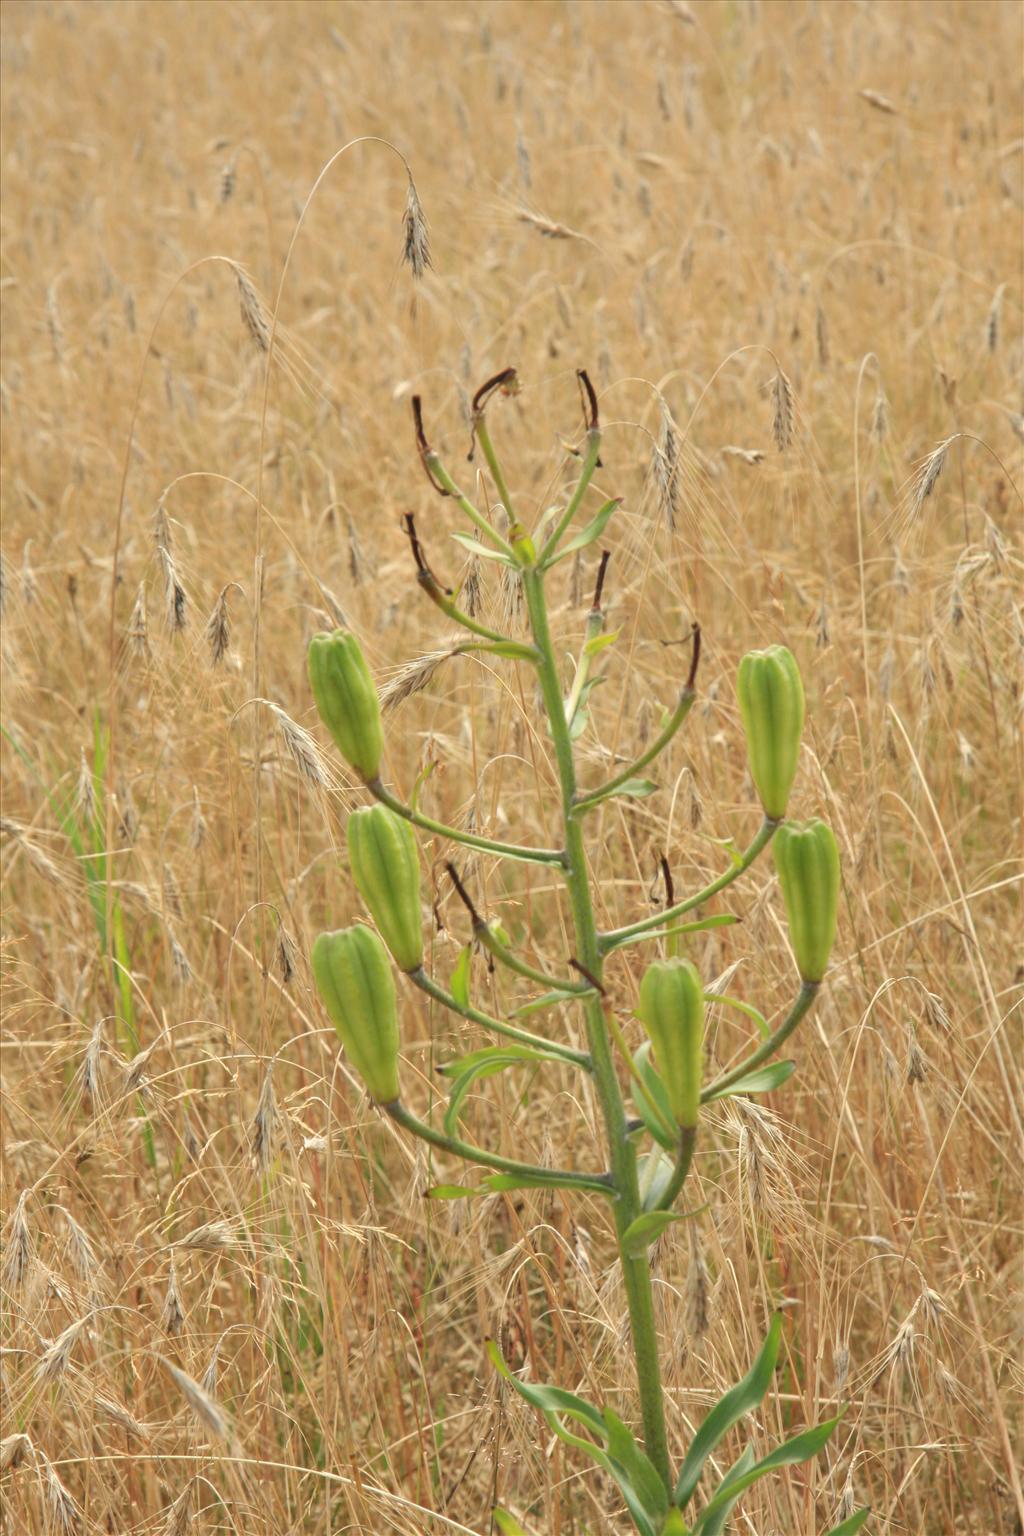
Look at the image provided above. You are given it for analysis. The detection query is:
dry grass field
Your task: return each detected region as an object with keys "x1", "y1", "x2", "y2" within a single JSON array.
[{"x1": 1, "y1": 1, "x2": 1022, "y2": 1532}]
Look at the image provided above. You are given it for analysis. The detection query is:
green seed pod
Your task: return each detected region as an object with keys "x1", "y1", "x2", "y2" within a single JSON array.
[
  {"x1": 312, "y1": 924, "x2": 400, "y2": 1102},
  {"x1": 637, "y1": 957, "x2": 705, "y2": 1129},
  {"x1": 773, "y1": 818, "x2": 840, "y2": 982},
  {"x1": 308, "y1": 630, "x2": 384, "y2": 782},
  {"x1": 347, "y1": 805, "x2": 423, "y2": 972},
  {"x1": 736, "y1": 644, "x2": 805, "y2": 819}
]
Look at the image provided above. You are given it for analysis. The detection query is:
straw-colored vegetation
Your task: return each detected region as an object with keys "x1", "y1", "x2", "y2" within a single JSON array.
[{"x1": 1, "y1": 2, "x2": 1021, "y2": 1532}]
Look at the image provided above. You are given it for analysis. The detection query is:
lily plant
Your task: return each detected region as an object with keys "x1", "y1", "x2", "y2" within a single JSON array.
[{"x1": 307, "y1": 369, "x2": 867, "y2": 1536}]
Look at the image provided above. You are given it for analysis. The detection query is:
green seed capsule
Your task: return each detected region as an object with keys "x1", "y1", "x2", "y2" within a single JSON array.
[
  {"x1": 773, "y1": 819, "x2": 840, "y2": 982},
  {"x1": 736, "y1": 645, "x2": 805, "y2": 819},
  {"x1": 637, "y1": 957, "x2": 705, "y2": 1129},
  {"x1": 308, "y1": 630, "x2": 384, "y2": 782},
  {"x1": 311, "y1": 924, "x2": 400, "y2": 1102},
  {"x1": 347, "y1": 805, "x2": 423, "y2": 972}
]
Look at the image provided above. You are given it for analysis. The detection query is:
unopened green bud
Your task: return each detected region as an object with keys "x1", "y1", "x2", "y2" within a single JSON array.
[
  {"x1": 736, "y1": 644, "x2": 805, "y2": 819},
  {"x1": 308, "y1": 630, "x2": 384, "y2": 782},
  {"x1": 347, "y1": 805, "x2": 423, "y2": 972},
  {"x1": 637, "y1": 957, "x2": 705, "y2": 1128},
  {"x1": 312, "y1": 924, "x2": 400, "y2": 1102},
  {"x1": 773, "y1": 819, "x2": 840, "y2": 982}
]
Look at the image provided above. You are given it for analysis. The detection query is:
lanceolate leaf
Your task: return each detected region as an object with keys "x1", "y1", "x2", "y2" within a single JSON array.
[
  {"x1": 492, "y1": 1511, "x2": 534, "y2": 1536},
  {"x1": 823, "y1": 1509, "x2": 871, "y2": 1535},
  {"x1": 548, "y1": 496, "x2": 622, "y2": 562},
  {"x1": 602, "y1": 1407, "x2": 670, "y2": 1521},
  {"x1": 632, "y1": 1042, "x2": 679, "y2": 1152},
  {"x1": 689, "y1": 1414, "x2": 844, "y2": 1532},
  {"x1": 424, "y1": 1184, "x2": 479, "y2": 1200},
  {"x1": 582, "y1": 777, "x2": 659, "y2": 810},
  {"x1": 674, "y1": 1314, "x2": 783, "y2": 1506},
  {"x1": 443, "y1": 1049, "x2": 549, "y2": 1136},
  {"x1": 438, "y1": 1043, "x2": 554, "y2": 1079},
  {"x1": 696, "y1": 1444, "x2": 757, "y2": 1536},
  {"x1": 449, "y1": 943, "x2": 472, "y2": 1008},
  {"x1": 449, "y1": 529, "x2": 515, "y2": 564},
  {"x1": 620, "y1": 1207, "x2": 706, "y2": 1257},
  {"x1": 487, "y1": 1341, "x2": 664, "y2": 1536},
  {"x1": 702, "y1": 1060, "x2": 797, "y2": 1102}
]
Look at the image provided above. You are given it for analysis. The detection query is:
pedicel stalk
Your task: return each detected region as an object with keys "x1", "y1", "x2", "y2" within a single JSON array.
[{"x1": 308, "y1": 371, "x2": 867, "y2": 1535}]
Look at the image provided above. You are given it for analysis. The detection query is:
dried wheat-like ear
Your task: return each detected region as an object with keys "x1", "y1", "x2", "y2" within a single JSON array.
[
  {"x1": 1, "y1": 1189, "x2": 32, "y2": 1289},
  {"x1": 265, "y1": 701, "x2": 329, "y2": 787},
  {"x1": 771, "y1": 367, "x2": 794, "y2": 452},
  {"x1": 157, "y1": 1355, "x2": 231, "y2": 1440},
  {"x1": 402, "y1": 175, "x2": 431, "y2": 278},
  {"x1": 379, "y1": 642, "x2": 463, "y2": 712},
  {"x1": 44, "y1": 1457, "x2": 81, "y2": 1536}
]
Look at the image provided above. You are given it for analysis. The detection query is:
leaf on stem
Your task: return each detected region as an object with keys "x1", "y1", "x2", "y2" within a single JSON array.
[
  {"x1": 450, "y1": 530, "x2": 516, "y2": 564},
  {"x1": 621, "y1": 1207, "x2": 706, "y2": 1257},
  {"x1": 674, "y1": 1313, "x2": 783, "y2": 1506},
  {"x1": 702, "y1": 1061, "x2": 796, "y2": 1102},
  {"x1": 546, "y1": 497, "x2": 622, "y2": 564}
]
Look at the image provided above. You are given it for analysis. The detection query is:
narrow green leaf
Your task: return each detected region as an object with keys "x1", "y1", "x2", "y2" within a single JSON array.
[
  {"x1": 450, "y1": 944, "x2": 472, "y2": 1009},
  {"x1": 549, "y1": 496, "x2": 622, "y2": 561},
  {"x1": 493, "y1": 1511, "x2": 534, "y2": 1536},
  {"x1": 443, "y1": 1050, "x2": 547, "y2": 1135},
  {"x1": 689, "y1": 1415, "x2": 844, "y2": 1532},
  {"x1": 636, "y1": 1148, "x2": 676, "y2": 1210},
  {"x1": 632, "y1": 1043, "x2": 679, "y2": 1152},
  {"x1": 603, "y1": 1407, "x2": 669, "y2": 1521},
  {"x1": 585, "y1": 777, "x2": 659, "y2": 809},
  {"x1": 582, "y1": 627, "x2": 621, "y2": 659},
  {"x1": 425, "y1": 1184, "x2": 479, "y2": 1200},
  {"x1": 621, "y1": 1207, "x2": 705, "y2": 1257},
  {"x1": 449, "y1": 530, "x2": 515, "y2": 564},
  {"x1": 704, "y1": 991, "x2": 771, "y2": 1039},
  {"x1": 697, "y1": 1444, "x2": 757, "y2": 1536},
  {"x1": 674, "y1": 1314, "x2": 783, "y2": 1506},
  {"x1": 510, "y1": 989, "x2": 577, "y2": 1019},
  {"x1": 703, "y1": 1061, "x2": 797, "y2": 1102},
  {"x1": 438, "y1": 1044, "x2": 553, "y2": 1079},
  {"x1": 486, "y1": 1339, "x2": 606, "y2": 1437},
  {"x1": 824, "y1": 1509, "x2": 870, "y2": 1536}
]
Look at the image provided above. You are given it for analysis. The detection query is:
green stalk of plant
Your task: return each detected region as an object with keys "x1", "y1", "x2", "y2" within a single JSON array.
[{"x1": 306, "y1": 370, "x2": 866, "y2": 1535}]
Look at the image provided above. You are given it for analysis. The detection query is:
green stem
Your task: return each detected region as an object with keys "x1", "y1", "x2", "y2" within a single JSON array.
[
  {"x1": 425, "y1": 451, "x2": 516, "y2": 558},
  {"x1": 475, "y1": 923, "x2": 590, "y2": 996},
  {"x1": 420, "y1": 578, "x2": 535, "y2": 650},
  {"x1": 539, "y1": 428, "x2": 603, "y2": 564},
  {"x1": 408, "y1": 966, "x2": 591, "y2": 1070},
  {"x1": 574, "y1": 687, "x2": 695, "y2": 813},
  {"x1": 701, "y1": 982, "x2": 819, "y2": 1103},
  {"x1": 522, "y1": 566, "x2": 673, "y2": 1490},
  {"x1": 654, "y1": 1126, "x2": 698, "y2": 1213},
  {"x1": 384, "y1": 1100, "x2": 612, "y2": 1195},
  {"x1": 368, "y1": 779, "x2": 566, "y2": 869},
  {"x1": 473, "y1": 417, "x2": 519, "y2": 530},
  {"x1": 599, "y1": 818, "x2": 778, "y2": 952}
]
